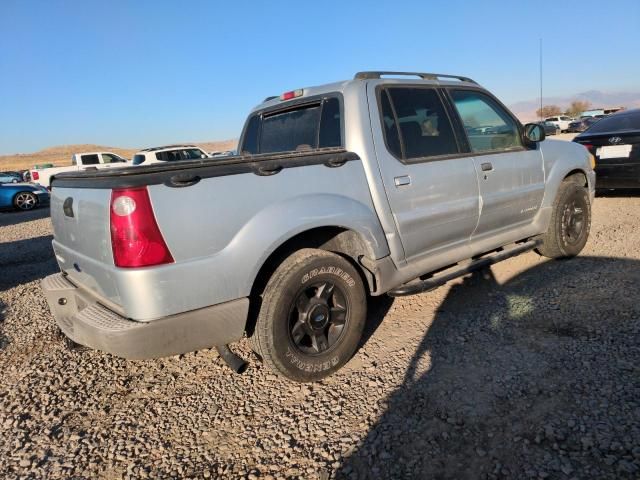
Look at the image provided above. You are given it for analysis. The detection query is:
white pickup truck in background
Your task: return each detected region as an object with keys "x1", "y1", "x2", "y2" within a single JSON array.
[{"x1": 30, "y1": 152, "x2": 129, "y2": 188}]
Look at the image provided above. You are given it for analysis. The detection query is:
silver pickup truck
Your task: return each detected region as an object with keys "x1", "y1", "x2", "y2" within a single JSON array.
[{"x1": 42, "y1": 71, "x2": 596, "y2": 382}]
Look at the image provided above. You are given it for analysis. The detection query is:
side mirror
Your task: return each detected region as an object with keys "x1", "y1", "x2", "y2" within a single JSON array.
[
  {"x1": 200, "y1": 154, "x2": 207, "y2": 159},
  {"x1": 523, "y1": 123, "x2": 545, "y2": 144}
]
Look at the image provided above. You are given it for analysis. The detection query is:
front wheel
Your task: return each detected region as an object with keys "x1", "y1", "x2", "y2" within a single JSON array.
[
  {"x1": 13, "y1": 192, "x2": 37, "y2": 211},
  {"x1": 250, "y1": 249, "x2": 367, "y2": 382},
  {"x1": 536, "y1": 179, "x2": 591, "y2": 258}
]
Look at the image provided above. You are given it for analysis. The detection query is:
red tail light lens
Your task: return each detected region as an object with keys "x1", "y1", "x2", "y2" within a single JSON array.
[
  {"x1": 110, "y1": 187, "x2": 174, "y2": 268},
  {"x1": 582, "y1": 143, "x2": 594, "y2": 152},
  {"x1": 32, "y1": 171, "x2": 39, "y2": 180}
]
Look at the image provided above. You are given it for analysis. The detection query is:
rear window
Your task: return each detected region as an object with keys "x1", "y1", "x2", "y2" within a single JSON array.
[
  {"x1": 132, "y1": 154, "x2": 146, "y2": 165},
  {"x1": 156, "y1": 150, "x2": 183, "y2": 162},
  {"x1": 585, "y1": 112, "x2": 640, "y2": 133},
  {"x1": 241, "y1": 97, "x2": 342, "y2": 155}
]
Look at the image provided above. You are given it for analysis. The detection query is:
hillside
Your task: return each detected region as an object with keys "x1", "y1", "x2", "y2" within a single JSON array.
[
  {"x1": 0, "y1": 139, "x2": 238, "y2": 172},
  {"x1": 509, "y1": 90, "x2": 640, "y2": 122}
]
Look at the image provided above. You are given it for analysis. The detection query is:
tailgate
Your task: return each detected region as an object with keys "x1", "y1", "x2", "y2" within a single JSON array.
[{"x1": 50, "y1": 187, "x2": 122, "y2": 308}]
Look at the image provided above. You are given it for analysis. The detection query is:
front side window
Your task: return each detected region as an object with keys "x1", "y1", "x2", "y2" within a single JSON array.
[
  {"x1": 381, "y1": 87, "x2": 459, "y2": 160},
  {"x1": 102, "y1": 153, "x2": 126, "y2": 164},
  {"x1": 81, "y1": 154, "x2": 99, "y2": 165},
  {"x1": 451, "y1": 90, "x2": 521, "y2": 153},
  {"x1": 182, "y1": 148, "x2": 206, "y2": 160},
  {"x1": 240, "y1": 96, "x2": 343, "y2": 155}
]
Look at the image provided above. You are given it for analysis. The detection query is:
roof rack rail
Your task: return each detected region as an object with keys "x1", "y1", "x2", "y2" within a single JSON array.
[
  {"x1": 141, "y1": 144, "x2": 197, "y2": 152},
  {"x1": 354, "y1": 71, "x2": 477, "y2": 84}
]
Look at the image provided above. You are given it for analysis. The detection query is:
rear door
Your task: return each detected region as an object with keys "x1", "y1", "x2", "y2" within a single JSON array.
[
  {"x1": 367, "y1": 85, "x2": 480, "y2": 263},
  {"x1": 447, "y1": 89, "x2": 545, "y2": 241}
]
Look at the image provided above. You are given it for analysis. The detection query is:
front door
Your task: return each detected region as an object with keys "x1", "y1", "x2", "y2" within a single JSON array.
[
  {"x1": 368, "y1": 84, "x2": 480, "y2": 264},
  {"x1": 448, "y1": 89, "x2": 545, "y2": 241}
]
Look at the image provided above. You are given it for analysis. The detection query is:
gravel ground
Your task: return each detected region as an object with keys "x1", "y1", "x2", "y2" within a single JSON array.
[{"x1": 1, "y1": 194, "x2": 639, "y2": 479}]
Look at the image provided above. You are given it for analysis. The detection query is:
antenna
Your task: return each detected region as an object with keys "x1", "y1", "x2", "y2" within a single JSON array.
[{"x1": 539, "y1": 38, "x2": 543, "y2": 121}]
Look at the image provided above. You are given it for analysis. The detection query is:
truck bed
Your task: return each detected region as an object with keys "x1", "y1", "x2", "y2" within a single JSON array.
[
  {"x1": 51, "y1": 148, "x2": 359, "y2": 189},
  {"x1": 48, "y1": 147, "x2": 387, "y2": 321}
]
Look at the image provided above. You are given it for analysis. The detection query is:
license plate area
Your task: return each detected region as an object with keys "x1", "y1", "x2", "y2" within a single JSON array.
[{"x1": 597, "y1": 145, "x2": 632, "y2": 159}]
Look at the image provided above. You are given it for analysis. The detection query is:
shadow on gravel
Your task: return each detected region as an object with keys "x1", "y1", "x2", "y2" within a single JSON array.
[
  {"x1": 360, "y1": 295, "x2": 394, "y2": 348},
  {"x1": 338, "y1": 256, "x2": 640, "y2": 479},
  {"x1": 0, "y1": 234, "x2": 57, "y2": 291},
  {"x1": 0, "y1": 206, "x2": 50, "y2": 228},
  {"x1": 0, "y1": 299, "x2": 7, "y2": 350}
]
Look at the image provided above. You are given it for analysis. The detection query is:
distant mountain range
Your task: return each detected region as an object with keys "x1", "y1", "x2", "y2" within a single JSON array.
[{"x1": 509, "y1": 90, "x2": 640, "y2": 122}]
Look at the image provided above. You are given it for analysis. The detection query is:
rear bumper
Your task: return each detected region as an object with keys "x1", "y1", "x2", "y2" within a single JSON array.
[
  {"x1": 41, "y1": 273, "x2": 249, "y2": 359},
  {"x1": 594, "y1": 165, "x2": 640, "y2": 189}
]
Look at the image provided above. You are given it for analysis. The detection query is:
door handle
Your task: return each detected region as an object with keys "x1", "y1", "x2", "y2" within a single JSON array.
[
  {"x1": 394, "y1": 175, "x2": 411, "y2": 187},
  {"x1": 481, "y1": 162, "x2": 493, "y2": 172}
]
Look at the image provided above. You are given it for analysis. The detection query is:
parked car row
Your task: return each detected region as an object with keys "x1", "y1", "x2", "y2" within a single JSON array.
[
  {"x1": 28, "y1": 145, "x2": 216, "y2": 189},
  {"x1": 568, "y1": 117, "x2": 600, "y2": 133}
]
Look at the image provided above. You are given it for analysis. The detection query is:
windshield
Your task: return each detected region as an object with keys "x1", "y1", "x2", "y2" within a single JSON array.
[{"x1": 585, "y1": 112, "x2": 640, "y2": 133}]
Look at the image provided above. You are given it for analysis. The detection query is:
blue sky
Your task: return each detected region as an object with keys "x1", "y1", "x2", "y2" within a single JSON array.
[{"x1": 1, "y1": 0, "x2": 639, "y2": 154}]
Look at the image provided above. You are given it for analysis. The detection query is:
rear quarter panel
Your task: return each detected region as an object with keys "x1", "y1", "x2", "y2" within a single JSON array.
[{"x1": 140, "y1": 160, "x2": 387, "y2": 319}]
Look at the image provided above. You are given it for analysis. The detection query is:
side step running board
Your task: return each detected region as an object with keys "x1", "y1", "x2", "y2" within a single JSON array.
[{"x1": 387, "y1": 240, "x2": 540, "y2": 297}]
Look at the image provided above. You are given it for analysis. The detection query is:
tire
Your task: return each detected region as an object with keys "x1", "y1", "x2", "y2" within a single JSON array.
[
  {"x1": 250, "y1": 248, "x2": 367, "y2": 382},
  {"x1": 536, "y1": 179, "x2": 591, "y2": 259},
  {"x1": 13, "y1": 192, "x2": 37, "y2": 211}
]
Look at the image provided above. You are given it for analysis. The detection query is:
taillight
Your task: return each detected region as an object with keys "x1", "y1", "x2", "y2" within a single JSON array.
[
  {"x1": 110, "y1": 187, "x2": 174, "y2": 268},
  {"x1": 582, "y1": 143, "x2": 594, "y2": 152},
  {"x1": 32, "y1": 171, "x2": 39, "y2": 180}
]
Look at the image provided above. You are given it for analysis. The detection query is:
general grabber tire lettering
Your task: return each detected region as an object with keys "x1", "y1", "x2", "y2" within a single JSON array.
[
  {"x1": 536, "y1": 178, "x2": 591, "y2": 259},
  {"x1": 250, "y1": 248, "x2": 367, "y2": 382}
]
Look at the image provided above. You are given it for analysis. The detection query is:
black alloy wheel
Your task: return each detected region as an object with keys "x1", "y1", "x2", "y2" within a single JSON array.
[{"x1": 289, "y1": 281, "x2": 349, "y2": 355}]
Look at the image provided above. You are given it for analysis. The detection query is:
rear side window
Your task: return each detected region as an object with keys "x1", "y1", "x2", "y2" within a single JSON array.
[
  {"x1": 240, "y1": 96, "x2": 343, "y2": 155},
  {"x1": 380, "y1": 90, "x2": 402, "y2": 158},
  {"x1": 156, "y1": 150, "x2": 183, "y2": 162},
  {"x1": 132, "y1": 154, "x2": 146, "y2": 165},
  {"x1": 381, "y1": 87, "x2": 459, "y2": 160},
  {"x1": 81, "y1": 154, "x2": 99, "y2": 165}
]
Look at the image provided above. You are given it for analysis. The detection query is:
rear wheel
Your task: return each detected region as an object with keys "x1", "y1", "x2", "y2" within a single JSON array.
[
  {"x1": 537, "y1": 179, "x2": 591, "y2": 258},
  {"x1": 250, "y1": 249, "x2": 367, "y2": 382},
  {"x1": 13, "y1": 192, "x2": 37, "y2": 211}
]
